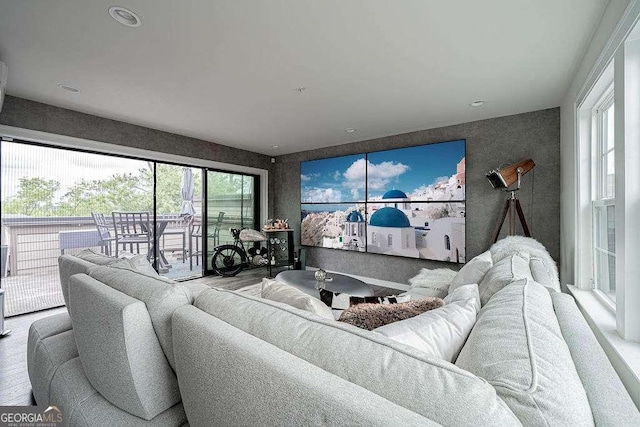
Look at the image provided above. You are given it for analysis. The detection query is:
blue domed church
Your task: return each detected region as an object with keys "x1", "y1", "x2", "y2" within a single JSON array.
[
  {"x1": 381, "y1": 189, "x2": 411, "y2": 211},
  {"x1": 342, "y1": 210, "x2": 366, "y2": 251},
  {"x1": 367, "y1": 203, "x2": 419, "y2": 257}
]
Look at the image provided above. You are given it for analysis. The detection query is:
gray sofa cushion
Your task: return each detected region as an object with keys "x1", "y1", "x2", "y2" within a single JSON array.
[
  {"x1": 456, "y1": 279, "x2": 593, "y2": 425},
  {"x1": 27, "y1": 312, "x2": 77, "y2": 405},
  {"x1": 85, "y1": 264, "x2": 193, "y2": 369},
  {"x1": 75, "y1": 248, "x2": 118, "y2": 265},
  {"x1": 552, "y1": 292, "x2": 640, "y2": 425},
  {"x1": 58, "y1": 255, "x2": 97, "y2": 307},
  {"x1": 68, "y1": 274, "x2": 181, "y2": 420},
  {"x1": 49, "y1": 357, "x2": 187, "y2": 427},
  {"x1": 193, "y1": 288, "x2": 520, "y2": 426}
]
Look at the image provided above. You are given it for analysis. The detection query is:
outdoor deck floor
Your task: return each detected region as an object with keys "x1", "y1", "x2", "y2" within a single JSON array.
[{"x1": 1, "y1": 252, "x2": 205, "y2": 317}]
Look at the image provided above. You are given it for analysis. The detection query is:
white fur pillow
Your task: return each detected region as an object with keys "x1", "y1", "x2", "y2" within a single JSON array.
[
  {"x1": 374, "y1": 284, "x2": 480, "y2": 362},
  {"x1": 407, "y1": 268, "x2": 458, "y2": 299},
  {"x1": 261, "y1": 278, "x2": 334, "y2": 320}
]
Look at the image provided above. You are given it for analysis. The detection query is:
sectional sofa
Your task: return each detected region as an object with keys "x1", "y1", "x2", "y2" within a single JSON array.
[{"x1": 27, "y1": 239, "x2": 639, "y2": 425}]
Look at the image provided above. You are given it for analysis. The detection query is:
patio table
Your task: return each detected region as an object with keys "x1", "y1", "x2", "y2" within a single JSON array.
[{"x1": 142, "y1": 218, "x2": 174, "y2": 273}]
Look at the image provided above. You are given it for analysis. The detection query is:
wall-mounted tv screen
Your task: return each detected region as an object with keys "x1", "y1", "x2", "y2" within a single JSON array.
[{"x1": 300, "y1": 140, "x2": 466, "y2": 263}]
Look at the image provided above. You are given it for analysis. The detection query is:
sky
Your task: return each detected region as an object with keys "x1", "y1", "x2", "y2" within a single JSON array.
[
  {"x1": 1, "y1": 142, "x2": 150, "y2": 201},
  {"x1": 301, "y1": 140, "x2": 465, "y2": 203}
]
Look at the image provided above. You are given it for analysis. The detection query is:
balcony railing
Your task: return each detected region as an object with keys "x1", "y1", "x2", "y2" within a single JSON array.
[{"x1": 1, "y1": 214, "x2": 248, "y2": 277}]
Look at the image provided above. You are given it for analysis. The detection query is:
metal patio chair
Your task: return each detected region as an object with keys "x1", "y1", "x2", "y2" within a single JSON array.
[
  {"x1": 91, "y1": 212, "x2": 116, "y2": 256},
  {"x1": 111, "y1": 211, "x2": 152, "y2": 258}
]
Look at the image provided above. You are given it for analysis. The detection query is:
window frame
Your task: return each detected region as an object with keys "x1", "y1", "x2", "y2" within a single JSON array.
[
  {"x1": 590, "y1": 89, "x2": 616, "y2": 304},
  {"x1": 575, "y1": 25, "x2": 640, "y2": 342}
]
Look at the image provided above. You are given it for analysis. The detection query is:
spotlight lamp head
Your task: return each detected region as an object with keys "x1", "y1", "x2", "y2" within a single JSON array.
[{"x1": 486, "y1": 159, "x2": 535, "y2": 190}]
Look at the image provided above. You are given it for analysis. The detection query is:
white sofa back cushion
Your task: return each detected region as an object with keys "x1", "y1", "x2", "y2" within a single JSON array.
[
  {"x1": 68, "y1": 274, "x2": 181, "y2": 420},
  {"x1": 261, "y1": 278, "x2": 334, "y2": 320},
  {"x1": 456, "y1": 279, "x2": 593, "y2": 425},
  {"x1": 476, "y1": 254, "x2": 534, "y2": 306},
  {"x1": 373, "y1": 284, "x2": 480, "y2": 362},
  {"x1": 193, "y1": 288, "x2": 520, "y2": 426}
]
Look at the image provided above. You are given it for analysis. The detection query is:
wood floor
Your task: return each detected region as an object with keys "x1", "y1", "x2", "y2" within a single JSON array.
[
  {"x1": 0, "y1": 306, "x2": 67, "y2": 406},
  {"x1": 0, "y1": 267, "x2": 397, "y2": 406}
]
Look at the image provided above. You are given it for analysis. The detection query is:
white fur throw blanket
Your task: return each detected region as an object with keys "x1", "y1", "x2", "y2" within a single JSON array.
[
  {"x1": 489, "y1": 236, "x2": 560, "y2": 290},
  {"x1": 407, "y1": 268, "x2": 458, "y2": 299},
  {"x1": 409, "y1": 236, "x2": 560, "y2": 302}
]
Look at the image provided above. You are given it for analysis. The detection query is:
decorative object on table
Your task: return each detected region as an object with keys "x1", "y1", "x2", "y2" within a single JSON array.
[
  {"x1": 300, "y1": 139, "x2": 466, "y2": 264},
  {"x1": 263, "y1": 218, "x2": 290, "y2": 231},
  {"x1": 314, "y1": 268, "x2": 327, "y2": 281},
  {"x1": 486, "y1": 158, "x2": 535, "y2": 243},
  {"x1": 337, "y1": 297, "x2": 445, "y2": 330}
]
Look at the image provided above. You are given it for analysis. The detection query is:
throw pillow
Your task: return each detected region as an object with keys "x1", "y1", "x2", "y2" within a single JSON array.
[
  {"x1": 374, "y1": 284, "x2": 480, "y2": 362},
  {"x1": 337, "y1": 297, "x2": 444, "y2": 330},
  {"x1": 319, "y1": 289, "x2": 411, "y2": 311},
  {"x1": 261, "y1": 278, "x2": 334, "y2": 320},
  {"x1": 105, "y1": 257, "x2": 174, "y2": 284},
  {"x1": 448, "y1": 250, "x2": 493, "y2": 295},
  {"x1": 127, "y1": 254, "x2": 159, "y2": 277},
  {"x1": 407, "y1": 267, "x2": 458, "y2": 298},
  {"x1": 76, "y1": 248, "x2": 118, "y2": 265}
]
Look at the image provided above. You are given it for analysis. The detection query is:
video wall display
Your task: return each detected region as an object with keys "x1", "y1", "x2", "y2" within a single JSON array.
[{"x1": 300, "y1": 140, "x2": 466, "y2": 263}]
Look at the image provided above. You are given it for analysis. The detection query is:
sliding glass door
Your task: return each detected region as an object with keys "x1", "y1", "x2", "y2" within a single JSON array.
[
  {"x1": 154, "y1": 164, "x2": 203, "y2": 279},
  {"x1": 0, "y1": 140, "x2": 207, "y2": 316},
  {"x1": 205, "y1": 170, "x2": 258, "y2": 273}
]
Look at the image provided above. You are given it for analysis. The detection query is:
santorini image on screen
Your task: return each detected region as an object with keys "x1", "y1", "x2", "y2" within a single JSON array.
[{"x1": 300, "y1": 140, "x2": 465, "y2": 263}]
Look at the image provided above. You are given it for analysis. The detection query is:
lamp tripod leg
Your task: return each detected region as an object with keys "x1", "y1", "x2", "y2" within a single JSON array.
[
  {"x1": 509, "y1": 198, "x2": 517, "y2": 235},
  {"x1": 492, "y1": 198, "x2": 511, "y2": 243},
  {"x1": 515, "y1": 198, "x2": 531, "y2": 237}
]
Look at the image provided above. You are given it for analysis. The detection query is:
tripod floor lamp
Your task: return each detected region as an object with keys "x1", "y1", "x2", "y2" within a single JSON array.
[{"x1": 486, "y1": 159, "x2": 535, "y2": 243}]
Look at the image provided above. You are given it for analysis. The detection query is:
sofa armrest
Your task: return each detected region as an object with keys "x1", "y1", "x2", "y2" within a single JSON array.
[{"x1": 552, "y1": 292, "x2": 640, "y2": 423}]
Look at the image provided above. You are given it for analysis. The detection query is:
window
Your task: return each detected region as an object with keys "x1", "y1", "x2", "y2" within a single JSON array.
[
  {"x1": 387, "y1": 234, "x2": 393, "y2": 246},
  {"x1": 592, "y1": 91, "x2": 616, "y2": 303},
  {"x1": 575, "y1": 17, "x2": 640, "y2": 342},
  {"x1": 444, "y1": 235, "x2": 451, "y2": 251}
]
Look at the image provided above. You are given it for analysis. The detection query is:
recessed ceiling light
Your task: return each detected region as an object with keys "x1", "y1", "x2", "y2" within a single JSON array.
[
  {"x1": 469, "y1": 100, "x2": 485, "y2": 107},
  {"x1": 345, "y1": 128, "x2": 357, "y2": 133},
  {"x1": 272, "y1": 145, "x2": 279, "y2": 148},
  {"x1": 58, "y1": 84, "x2": 80, "y2": 93},
  {"x1": 108, "y1": 6, "x2": 141, "y2": 27}
]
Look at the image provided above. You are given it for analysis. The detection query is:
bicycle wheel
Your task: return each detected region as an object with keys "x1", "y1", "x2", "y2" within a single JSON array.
[{"x1": 211, "y1": 245, "x2": 244, "y2": 277}]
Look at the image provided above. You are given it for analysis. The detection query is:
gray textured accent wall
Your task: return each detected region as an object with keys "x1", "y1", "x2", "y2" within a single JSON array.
[
  {"x1": 0, "y1": 96, "x2": 275, "y2": 215},
  {"x1": 274, "y1": 108, "x2": 560, "y2": 285}
]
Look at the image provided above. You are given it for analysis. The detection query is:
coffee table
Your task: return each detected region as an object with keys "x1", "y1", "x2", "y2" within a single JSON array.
[{"x1": 274, "y1": 270, "x2": 373, "y2": 298}]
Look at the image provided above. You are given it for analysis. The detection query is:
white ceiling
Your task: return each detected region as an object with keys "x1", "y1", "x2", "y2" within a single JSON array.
[{"x1": 0, "y1": 0, "x2": 608, "y2": 155}]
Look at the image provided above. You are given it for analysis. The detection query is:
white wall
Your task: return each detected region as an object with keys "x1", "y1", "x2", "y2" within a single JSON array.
[{"x1": 560, "y1": 0, "x2": 631, "y2": 286}]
